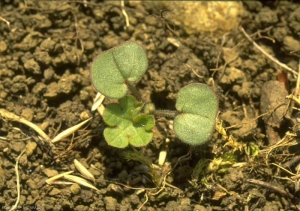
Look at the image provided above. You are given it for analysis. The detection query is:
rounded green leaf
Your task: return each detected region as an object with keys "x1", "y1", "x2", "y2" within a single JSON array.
[
  {"x1": 91, "y1": 41, "x2": 148, "y2": 99},
  {"x1": 133, "y1": 114, "x2": 155, "y2": 131},
  {"x1": 174, "y1": 83, "x2": 218, "y2": 145},
  {"x1": 103, "y1": 96, "x2": 154, "y2": 148}
]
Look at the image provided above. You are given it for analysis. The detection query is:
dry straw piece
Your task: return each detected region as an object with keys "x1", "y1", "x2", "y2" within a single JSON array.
[
  {"x1": 64, "y1": 174, "x2": 99, "y2": 191},
  {"x1": 74, "y1": 159, "x2": 95, "y2": 182},
  {"x1": 46, "y1": 171, "x2": 74, "y2": 185},
  {"x1": 91, "y1": 92, "x2": 105, "y2": 111},
  {"x1": 0, "y1": 109, "x2": 51, "y2": 142},
  {"x1": 51, "y1": 118, "x2": 92, "y2": 143}
]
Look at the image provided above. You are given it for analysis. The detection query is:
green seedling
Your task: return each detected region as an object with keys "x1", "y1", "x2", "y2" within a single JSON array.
[
  {"x1": 91, "y1": 41, "x2": 219, "y2": 148},
  {"x1": 103, "y1": 95, "x2": 155, "y2": 148},
  {"x1": 91, "y1": 41, "x2": 148, "y2": 99}
]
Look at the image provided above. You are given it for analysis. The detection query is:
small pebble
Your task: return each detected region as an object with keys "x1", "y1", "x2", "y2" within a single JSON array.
[
  {"x1": 70, "y1": 183, "x2": 81, "y2": 195},
  {"x1": 42, "y1": 169, "x2": 58, "y2": 178},
  {"x1": 0, "y1": 41, "x2": 8, "y2": 53}
]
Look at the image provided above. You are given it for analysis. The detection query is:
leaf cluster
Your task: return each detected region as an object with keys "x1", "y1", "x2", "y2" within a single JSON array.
[
  {"x1": 91, "y1": 41, "x2": 219, "y2": 148},
  {"x1": 103, "y1": 95, "x2": 154, "y2": 148}
]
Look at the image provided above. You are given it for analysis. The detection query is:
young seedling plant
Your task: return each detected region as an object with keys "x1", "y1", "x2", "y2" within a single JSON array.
[{"x1": 90, "y1": 41, "x2": 219, "y2": 148}]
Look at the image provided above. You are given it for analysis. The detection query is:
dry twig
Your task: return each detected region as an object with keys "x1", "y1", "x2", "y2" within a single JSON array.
[
  {"x1": 239, "y1": 26, "x2": 298, "y2": 76},
  {"x1": 247, "y1": 179, "x2": 294, "y2": 199}
]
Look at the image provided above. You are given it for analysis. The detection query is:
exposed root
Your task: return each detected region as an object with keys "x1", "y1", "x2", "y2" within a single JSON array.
[
  {"x1": 9, "y1": 148, "x2": 26, "y2": 211},
  {"x1": 0, "y1": 16, "x2": 10, "y2": 26},
  {"x1": 120, "y1": 1, "x2": 130, "y2": 28},
  {"x1": 260, "y1": 132, "x2": 298, "y2": 166}
]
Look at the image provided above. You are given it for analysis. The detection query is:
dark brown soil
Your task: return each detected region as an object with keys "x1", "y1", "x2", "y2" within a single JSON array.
[{"x1": 0, "y1": 1, "x2": 300, "y2": 211}]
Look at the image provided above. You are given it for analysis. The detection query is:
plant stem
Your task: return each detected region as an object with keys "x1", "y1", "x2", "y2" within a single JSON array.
[
  {"x1": 152, "y1": 109, "x2": 178, "y2": 118},
  {"x1": 126, "y1": 81, "x2": 143, "y2": 102}
]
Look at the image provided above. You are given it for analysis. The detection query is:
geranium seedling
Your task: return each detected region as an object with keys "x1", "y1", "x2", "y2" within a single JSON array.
[
  {"x1": 103, "y1": 95, "x2": 155, "y2": 148},
  {"x1": 91, "y1": 41, "x2": 148, "y2": 99},
  {"x1": 174, "y1": 83, "x2": 218, "y2": 145},
  {"x1": 90, "y1": 42, "x2": 219, "y2": 147}
]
